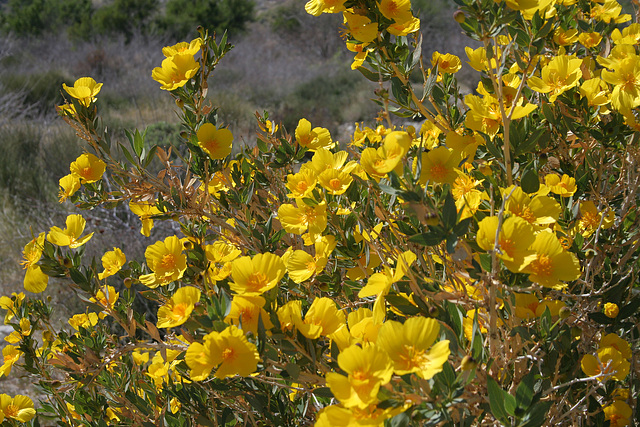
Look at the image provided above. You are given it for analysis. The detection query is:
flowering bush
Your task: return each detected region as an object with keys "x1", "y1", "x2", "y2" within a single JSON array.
[{"x1": 1, "y1": 0, "x2": 639, "y2": 425}]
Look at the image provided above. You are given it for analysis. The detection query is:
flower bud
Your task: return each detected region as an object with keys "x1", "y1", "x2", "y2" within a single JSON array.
[
  {"x1": 603, "y1": 302, "x2": 619, "y2": 319},
  {"x1": 124, "y1": 277, "x2": 133, "y2": 288},
  {"x1": 559, "y1": 306, "x2": 571, "y2": 319},
  {"x1": 461, "y1": 355, "x2": 476, "y2": 371},
  {"x1": 175, "y1": 98, "x2": 184, "y2": 109},
  {"x1": 453, "y1": 10, "x2": 466, "y2": 23}
]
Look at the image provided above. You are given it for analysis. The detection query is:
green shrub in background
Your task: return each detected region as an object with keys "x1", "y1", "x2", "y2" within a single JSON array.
[
  {"x1": 157, "y1": 0, "x2": 255, "y2": 40},
  {"x1": 0, "y1": 0, "x2": 255, "y2": 42}
]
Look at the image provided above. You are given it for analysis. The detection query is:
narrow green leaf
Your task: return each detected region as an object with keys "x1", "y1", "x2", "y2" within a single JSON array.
[{"x1": 487, "y1": 376, "x2": 511, "y2": 424}]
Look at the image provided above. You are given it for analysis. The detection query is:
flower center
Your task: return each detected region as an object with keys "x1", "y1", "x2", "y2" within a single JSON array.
[
  {"x1": 82, "y1": 166, "x2": 93, "y2": 178},
  {"x1": 160, "y1": 253, "x2": 176, "y2": 271},
  {"x1": 171, "y1": 303, "x2": 189, "y2": 320},
  {"x1": 246, "y1": 272, "x2": 268, "y2": 292},
  {"x1": 400, "y1": 344, "x2": 426, "y2": 370},
  {"x1": 222, "y1": 347, "x2": 236, "y2": 362},
  {"x1": 498, "y1": 237, "x2": 515, "y2": 258},
  {"x1": 329, "y1": 178, "x2": 342, "y2": 190},
  {"x1": 430, "y1": 163, "x2": 448, "y2": 181},
  {"x1": 4, "y1": 403, "x2": 19, "y2": 418},
  {"x1": 530, "y1": 254, "x2": 553, "y2": 278}
]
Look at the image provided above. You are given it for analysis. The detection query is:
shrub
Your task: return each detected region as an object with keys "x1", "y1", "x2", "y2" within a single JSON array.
[
  {"x1": 156, "y1": 0, "x2": 255, "y2": 40},
  {"x1": 1, "y1": 1, "x2": 639, "y2": 426}
]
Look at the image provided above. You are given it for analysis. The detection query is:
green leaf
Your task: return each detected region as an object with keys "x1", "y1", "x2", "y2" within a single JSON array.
[
  {"x1": 588, "y1": 312, "x2": 614, "y2": 325},
  {"x1": 408, "y1": 229, "x2": 445, "y2": 246},
  {"x1": 518, "y1": 401, "x2": 552, "y2": 427},
  {"x1": 487, "y1": 376, "x2": 512, "y2": 424},
  {"x1": 521, "y1": 168, "x2": 540, "y2": 193},
  {"x1": 515, "y1": 370, "x2": 536, "y2": 410},
  {"x1": 386, "y1": 294, "x2": 420, "y2": 316},
  {"x1": 442, "y1": 191, "x2": 458, "y2": 231}
]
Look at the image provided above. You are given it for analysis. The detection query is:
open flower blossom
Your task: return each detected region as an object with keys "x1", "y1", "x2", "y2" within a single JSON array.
[
  {"x1": 62, "y1": 77, "x2": 103, "y2": 107},
  {"x1": 197, "y1": 123, "x2": 233, "y2": 160},
  {"x1": 98, "y1": 248, "x2": 126, "y2": 280},
  {"x1": 185, "y1": 325, "x2": 259, "y2": 380},
  {"x1": 162, "y1": 38, "x2": 202, "y2": 57},
  {"x1": 544, "y1": 173, "x2": 577, "y2": 197},
  {"x1": 295, "y1": 118, "x2": 334, "y2": 151},
  {"x1": 360, "y1": 131, "x2": 412, "y2": 181},
  {"x1": 0, "y1": 345, "x2": 22, "y2": 378},
  {"x1": 304, "y1": 0, "x2": 346, "y2": 16},
  {"x1": 575, "y1": 200, "x2": 615, "y2": 237},
  {"x1": 157, "y1": 286, "x2": 201, "y2": 329},
  {"x1": 326, "y1": 343, "x2": 393, "y2": 409},
  {"x1": 58, "y1": 173, "x2": 81, "y2": 202},
  {"x1": 20, "y1": 231, "x2": 49, "y2": 293},
  {"x1": 152, "y1": 53, "x2": 200, "y2": 91},
  {"x1": 90, "y1": 285, "x2": 119, "y2": 318},
  {"x1": 476, "y1": 216, "x2": 536, "y2": 273},
  {"x1": 230, "y1": 252, "x2": 286, "y2": 296},
  {"x1": 129, "y1": 200, "x2": 162, "y2": 237},
  {"x1": 47, "y1": 214, "x2": 94, "y2": 249},
  {"x1": 603, "y1": 400, "x2": 633, "y2": 427},
  {"x1": 581, "y1": 346, "x2": 630, "y2": 381},
  {"x1": 277, "y1": 297, "x2": 346, "y2": 339},
  {"x1": 139, "y1": 236, "x2": 188, "y2": 288},
  {"x1": 225, "y1": 295, "x2": 274, "y2": 335},
  {"x1": 522, "y1": 230, "x2": 581, "y2": 289},
  {"x1": 70, "y1": 153, "x2": 107, "y2": 184},
  {"x1": 278, "y1": 199, "x2": 328, "y2": 236},
  {"x1": 377, "y1": 317, "x2": 450, "y2": 379},
  {"x1": 0, "y1": 394, "x2": 36, "y2": 423}
]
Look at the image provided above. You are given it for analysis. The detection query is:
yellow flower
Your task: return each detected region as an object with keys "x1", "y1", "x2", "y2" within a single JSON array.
[
  {"x1": 90, "y1": 285, "x2": 119, "y2": 318},
  {"x1": 418, "y1": 146, "x2": 460, "y2": 185},
  {"x1": 604, "y1": 302, "x2": 620, "y2": 318},
  {"x1": 62, "y1": 77, "x2": 103, "y2": 107},
  {"x1": 152, "y1": 53, "x2": 200, "y2": 91},
  {"x1": 20, "y1": 231, "x2": 49, "y2": 293},
  {"x1": 129, "y1": 200, "x2": 162, "y2": 237},
  {"x1": 230, "y1": 252, "x2": 286, "y2": 296},
  {"x1": 376, "y1": 317, "x2": 450, "y2": 379},
  {"x1": 344, "y1": 11, "x2": 378, "y2": 43},
  {"x1": 47, "y1": 214, "x2": 94, "y2": 248},
  {"x1": 476, "y1": 216, "x2": 536, "y2": 273},
  {"x1": 185, "y1": 325, "x2": 259, "y2": 380},
  {"x1": 278, "y1": 298, "x2": 345, "y2": 339},
  {"x1": 611, "y1": 23, "x2": 640, "y2": 45},
  {"x1": 315, "y1": 403, "x2": 407, "y2": 427},
  {"x1": 225, "y1": 295, "x2": 273, "y2": 335},
  {"x1": 157, "y1": 286, "x2": 201, "y2": 329},
  {"x1": 58, "y1": 173, "x2": 80, "y2": 202},
  {"x1": 431, "y1": 52, "x2": 462, "y2": 74},
  {"x1": 0, "y1": 345, "x2": 22, "y2": 377},
  {"x1": 379, "y1": 0, "x2": 413, "y2": 23},
  {"x1": 205, "y1": 241, "x2": 241, "y2": 282},
  {"x1": 544, "y1": 173, "x2": 577, "y2": 197},
  {"x1": 139, "y1": 236, "x2": 188, "y2": 288},
  {"x1": 162, "y1": 38, "x2": 202, "y2": 57},
  {"x1": 600, "y1": 54, "x2": 640, "y2": 114},
  {"x1": 580, "y1": 78, "x2": 611, "y2": 107},
  {"x1": 579, "y1": 32, "x2": 603, "y2": 48},
  {"x1": 278, "y1": 199, "x2": 327, "y2": 236},
  {"x1": 528, "y1": 54, "x2": 583, "y2": 102},
  {"x1": 317, "y1": 168, "x2": 353, "y2": 195},
  {"x1": 304, "y1": 0, "x2": 346, "y2": 16},
  {"x1": 0, "y1": 293, "x2": 25, "y2": 324},
  {"x1": 295, "y1": 118, "x2": 334, "y2": 151},
  {"x1": 514, "y1": 293, "x2": 565, "y2": 319},
  {"x1": 581, "y1": 347, "x2": 630, "y2": 381},
  {"x1": 197, "y1": 123, "x2": 233, "y2": 160},
  {"x1": 70, "y1": 153, "x2": 106, "y2": 184},
  {"x1": 523, "y1": 230, "x2": 581, "y2": 289},
  {"x1": 0, "y1": 394, "x2": 36, "y2": 423},
  {"x1": 603, "y1": 400, "x2": 632, "y2": 427},
  {"x1": 286, "y1": 168, "x2": 318, "y2": 199},
  {"x1": 553, "y1": 28, "x2": 578, "y2": 46},
  {"x1": 68, "y1": 312, "x2": 99, "y2": 330},
  {"x1": 504, "y1": 186, "x2": 561, "y2": 228},
  {"x1": 326, "y1": 344, "x2": 393, "y2": 409},
  {"x1": 386, "y1": 15, "x2": 420, "y2": 36},
  {"x1": 98, "y1": 248, "x2": 126, "y2": 280},
  {"x1": 600, "y1": 333, "x2": 631, "y2": 360},
  {"x1": 575, "y1": 200, "x2": 615, "y2": 237},
  {"x1": 360, "y1": 131, "x2": 412, "y2": 181}
]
